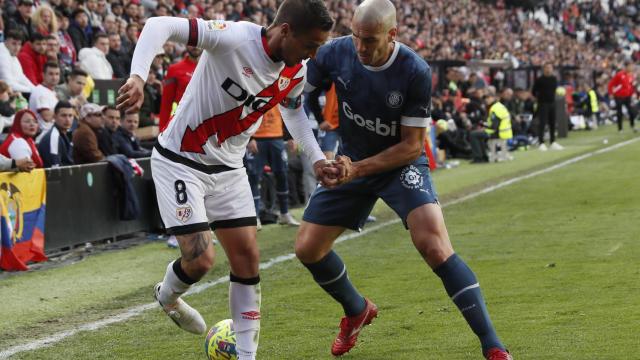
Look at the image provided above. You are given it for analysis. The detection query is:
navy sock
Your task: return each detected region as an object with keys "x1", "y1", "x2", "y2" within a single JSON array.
[
  {"x1": 303, "y1": 250, "x2": 366, "y2": 316},
  {"x1": 274, "y1": 171, "x2": 289, "y2": 214},
  {"x1": 434, "y1": 254, "x2": 504, "y2": 354},
  {"x1": 276, "y1": 192, "x2": 289, "y2": 215}
]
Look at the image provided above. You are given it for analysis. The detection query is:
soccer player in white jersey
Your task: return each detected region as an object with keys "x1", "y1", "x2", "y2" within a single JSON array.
[{"x1": 116, "y1": 1, "x2": 336, "y2": 359}]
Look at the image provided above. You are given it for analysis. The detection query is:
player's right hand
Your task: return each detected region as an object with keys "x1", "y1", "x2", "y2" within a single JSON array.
[
  {"x1": 247, "y1": 139, "x2": 258, "y2": 154},
  {"x1": 313, "y1": 159, "x2": 340, "y2": 188},
  {"x1": 15, "y1": 158, "x2": 35, "y2": 172},
  {"x1": 116, "y1": 75, "x2": 145, "y2": 114},
  {"x1": 319, "y1": 121, "x2": 332, "y2": 131}
]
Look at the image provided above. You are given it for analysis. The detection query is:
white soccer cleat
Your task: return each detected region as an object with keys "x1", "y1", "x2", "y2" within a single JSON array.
[
  {"x1": 166, "y1": 236, "x2": 179, "y2": 249},
  {"x1": 278, "y1": 212, "x2": 300, "y2": 226},
  {"x1": 256, "y1": 217, "x2": 262, "y2": 231},
  {"x1": 550, "y1": 142, "x2": 564, "y2": 150},
  {"x1": 538, "y1": 143, "x2": 548, "y2": 151},
  {"x1": 154, "y1": 282, "x2": 206, "y2": 334}
]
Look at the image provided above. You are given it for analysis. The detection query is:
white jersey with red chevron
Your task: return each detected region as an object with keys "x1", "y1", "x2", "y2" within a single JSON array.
[{"x1": 158, "y1": 19, "x2": 306, "y2": 168}]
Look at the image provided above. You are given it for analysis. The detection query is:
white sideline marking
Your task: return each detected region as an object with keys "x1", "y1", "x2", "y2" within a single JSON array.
[
  {"x1": 605, "y1": 243, "x2": 623, "y2": 256},
  {"x1": 1, "y1": 136, "x2": 638, "y2": 359}
]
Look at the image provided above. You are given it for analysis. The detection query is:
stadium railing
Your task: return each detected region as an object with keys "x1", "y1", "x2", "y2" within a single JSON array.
[{"x1": 44, "y1": 158, "x2": 162, "y2": 252}]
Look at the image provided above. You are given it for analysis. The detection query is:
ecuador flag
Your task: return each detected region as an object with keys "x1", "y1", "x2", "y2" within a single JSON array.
[{"x1": 0, "y1": 169, "x2": 47, "y2": 271}]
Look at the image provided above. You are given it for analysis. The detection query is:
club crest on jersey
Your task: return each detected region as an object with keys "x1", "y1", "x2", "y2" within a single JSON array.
[
  {"x1": 176, "y1": 206, "x2": 193, "y2": 223},
  {"x1": 242, "y1": 66, "x2": 254, "y2": 77},
  {"x1": 400, "y1": 165, "x2": 423, "y2": 189},
  {"x1": 278, "y1": 76, "x2": 291, "y2": 91},
  {"x1": 206, "y1": 20, "x2": 227, "y2": 31},
  {"x1": 386, "y1": 91, "x2": 403, "y2": 108}
]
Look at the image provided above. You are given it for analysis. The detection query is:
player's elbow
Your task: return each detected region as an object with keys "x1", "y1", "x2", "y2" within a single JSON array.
[
  {"x1": 406, "y1": 142, "x2": 423, "y2": 161},
  {"x1": 144, "y1": 16, "x2": 162, "y2": 29}
]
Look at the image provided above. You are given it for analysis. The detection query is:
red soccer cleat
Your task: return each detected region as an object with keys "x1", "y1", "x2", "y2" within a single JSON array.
[
  {"x1": 485, "y1": 348, "x2": 513, "y2": 360},
  {"x1": 331, "y1": 298, "x2": 378, "y2": 356}
]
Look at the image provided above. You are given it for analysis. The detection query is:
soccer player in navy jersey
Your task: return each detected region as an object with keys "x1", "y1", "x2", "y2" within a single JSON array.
[{"x1": 295, "y1": 1, "x2": 512, "y2": 359}]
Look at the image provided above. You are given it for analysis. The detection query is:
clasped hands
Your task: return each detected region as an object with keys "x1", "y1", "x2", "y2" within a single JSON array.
[{"x1": 313, "y1": 155, "x2": 356, "y2": 188}]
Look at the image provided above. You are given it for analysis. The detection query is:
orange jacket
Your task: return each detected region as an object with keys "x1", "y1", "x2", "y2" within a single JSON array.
[
  {"x1": 322, "y1": 84, "x2": 339, "y2": 130},
  {"x1": 253, "y1": 107, "x2": 284, "y2": 138}
]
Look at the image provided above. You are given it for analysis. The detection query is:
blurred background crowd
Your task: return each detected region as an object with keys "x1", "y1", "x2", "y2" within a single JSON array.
[{"x1": 0, "y1": 0, "x2": 638, "y2": 220}]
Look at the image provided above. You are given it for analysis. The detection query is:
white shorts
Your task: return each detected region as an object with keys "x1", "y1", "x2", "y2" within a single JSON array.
[{"x1": 151, "y1": 147, "x2": 256, "y2": 235}]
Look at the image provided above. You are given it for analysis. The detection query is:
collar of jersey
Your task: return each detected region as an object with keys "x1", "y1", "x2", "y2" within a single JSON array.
[
  {"x1": 261, "y1": 27, "x2": 282, "y2": 63},
  {"x1": 361, "y1": 41, "x2": 400, "y2": 72}
]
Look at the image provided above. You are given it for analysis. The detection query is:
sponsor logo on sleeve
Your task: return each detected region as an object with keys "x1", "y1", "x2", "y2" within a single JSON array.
[{"x1": 206, "y1": 20, "x2": 227, "y2": 31}]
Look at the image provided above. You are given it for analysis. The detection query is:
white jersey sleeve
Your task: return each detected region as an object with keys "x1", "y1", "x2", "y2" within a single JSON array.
[
  {"x1": 280, "y1": 105, "x2": 325, "y2": 165},
  {"x1": 196, "y1": 20, "x2": 251, "y2": 54},
  {"x1": 279, "y1": 64, "x2": 324, "y2": 165},
  {"x1": 130, "y1": 17, "x2": 249, "y2": 82}
]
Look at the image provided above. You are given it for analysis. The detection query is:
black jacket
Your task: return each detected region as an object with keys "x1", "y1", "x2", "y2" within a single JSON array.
[
  {"x1": 106, "y1": 154, "x2": 140, "y2": 221},
  {"x1": 6, "y1": 13, "x2": 33, "y2": 40},
  {"x1": 37, "y1": 125, "x2": 74, "y2": 168},
  {"x1": 532, "y1": 75, "x2": 558, "y2": 104},
  {"x1": 106, "y1": 48, "x2": 132, "y2": 79},
  {"x1": 113, "y1": 127, "x2": 151, "y2": 158},
  {"x1": 67, "y1": 24, "x2": 91, "y2": 53},
  {"x1": 98, "y1": 127, "x2": 118, "y2": 156}
]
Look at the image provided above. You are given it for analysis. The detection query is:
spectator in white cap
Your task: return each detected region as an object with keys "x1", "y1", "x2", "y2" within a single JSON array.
[{"x1": 72, "y1": 102, "x2": 106, "y2": 164}]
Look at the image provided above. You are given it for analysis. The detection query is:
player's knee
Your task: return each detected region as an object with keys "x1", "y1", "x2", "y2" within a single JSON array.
[
  {"x1": 227, "y1": 246, "x2": 259, "y2": 278},
  {"x1": 294, "y1": 235, "x2": 316, "y2": 263},
  {"x1": 422, "y1": 246, "x2": 451, "y2": 268},
  {"x1": 414, "y1": 233, "x2": 453, "y2": 268},
  {"x1": 189, "y1": 251, "x2": 215, "y2": 278},
  {"x1": 235, "y1": 245, "x2": 260, "y2": 266}
]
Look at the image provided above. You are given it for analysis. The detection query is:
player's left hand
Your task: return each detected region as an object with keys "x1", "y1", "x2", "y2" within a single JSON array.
[
  {"x1": 116, "y1": 75, "x2": 145, "y2": 114},
  {"x1": 313, "y1": 159, "x2": 340, "y2": 188}
]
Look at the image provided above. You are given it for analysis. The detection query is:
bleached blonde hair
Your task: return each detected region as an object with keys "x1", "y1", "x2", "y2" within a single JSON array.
[{"x1": 32, "y1": 4, "x2": 59, "y2": 35}]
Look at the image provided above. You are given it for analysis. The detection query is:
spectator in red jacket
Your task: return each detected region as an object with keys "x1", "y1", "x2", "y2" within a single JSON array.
[
  {"x1": 608, "y1": 62, "x2": 637, "y2": 132},
  {"x1": 17, "y1": 33, "x2": 48, "y2": 85},
  {"x1": 158, "y1": 46, "x2": 201, "y2": 131}
]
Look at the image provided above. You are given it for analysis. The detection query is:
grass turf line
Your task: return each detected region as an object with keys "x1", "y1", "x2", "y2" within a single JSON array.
[{"x1": 2, "y1": 128, "x2": 636, "y2": 355}]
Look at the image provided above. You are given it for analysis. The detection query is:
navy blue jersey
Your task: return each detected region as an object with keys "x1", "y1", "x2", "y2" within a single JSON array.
[{"x1": 306, "y1": 36, "x2": 432, "y2": 161}]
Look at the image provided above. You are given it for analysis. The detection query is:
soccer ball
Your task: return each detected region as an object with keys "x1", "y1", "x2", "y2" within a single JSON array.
[{"x1": 205, "y1": 319, "x2": 237, "y2": 360}]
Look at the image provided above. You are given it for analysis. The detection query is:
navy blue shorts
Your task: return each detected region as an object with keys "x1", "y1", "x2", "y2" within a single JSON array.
[{"x1": 303, "y1": 157, "x2": 438, "y2": 231}]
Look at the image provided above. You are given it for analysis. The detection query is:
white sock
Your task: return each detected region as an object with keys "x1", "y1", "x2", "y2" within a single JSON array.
[
  {"x1": 159, "y1": 260, "x2": 192, "y2": 306},
  {"x1": 230, "y1": 281, "x2": 261, "y2": 360}
]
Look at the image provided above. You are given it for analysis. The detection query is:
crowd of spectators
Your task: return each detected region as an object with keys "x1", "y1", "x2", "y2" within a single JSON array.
[{"x1": 0, "y1": 0, "x2": 637, "y2": 174}]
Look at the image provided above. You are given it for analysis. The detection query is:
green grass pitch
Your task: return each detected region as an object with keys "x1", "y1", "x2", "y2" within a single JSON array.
[{"x1": 1, "y1": 127, "x2": 638, "y2": 359}]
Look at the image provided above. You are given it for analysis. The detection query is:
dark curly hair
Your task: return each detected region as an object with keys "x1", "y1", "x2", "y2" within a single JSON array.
[{"x1": 273, "y1": 0, "x2": 334, "y2": 34}]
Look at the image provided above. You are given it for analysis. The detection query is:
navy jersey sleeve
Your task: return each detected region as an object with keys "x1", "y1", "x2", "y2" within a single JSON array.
[
  {"x1": 306, "y1": 41, "x2": 334, "y2": 89},
  {"x1": 401, "y1": 65, "x2": 432, "y2": 128}
]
